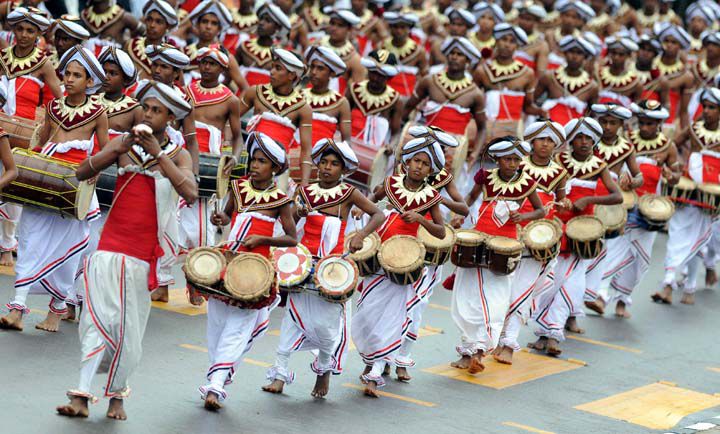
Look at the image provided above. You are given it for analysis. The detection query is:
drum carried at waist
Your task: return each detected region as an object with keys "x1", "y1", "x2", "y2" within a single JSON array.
[
  {"x1": 0, "y1": 148, "x2": 95, "y2": 219},
  {"x1": 346, "y1": 138, "x2": 388, "y2": 193},
  {"x1": 0, "y1": 112, "x2": 40, "y2": 149},
  {"x1": 451, "y1": 229, "x2": 487, "y2": 268},
  {"x1": 418, "y1": 223, "x2": 456, "y2": 266},
  {"x1": 377, "y1": 235, "x2": 426, "y2": 285},
  {"x1": 621, "y1": 189, "x2": 638, "y2": 210},
  {"x1": 565, "y1": 215, "x2": 605, "y2": 259},
  {"x1": 522, "y1": 219, "x2": 561, "y2": 262},
  {"x1": 344, "y1": 231, "x2": 381, "y2": 276},
  {"x1": 594, "y1": 204, "x2": 627, "y2": 239},
  {"x1": 697, "y1": 183, "x2": 720, "y2": 216},
  {"x1": 314, "y1": 254, "x2": 359, "y2": 303},
  {"x1": 485, "y1": 236, "x2": 523, "y2": 275},
  {"x1": 271, "y1": 244, "x2": 313, "y2": 292},
  {"x1": 662, "y1": 176, "x2": 697, "y2": 205},
  {"x1": 199, "y1": 152, "x2": 248, "y2": 199},
  {"x1": 95, "y1": 164, "x2": 117, "y2": 209},
  {"x1": 638, "y1": 194, "x2": 675, "y2": 231}
]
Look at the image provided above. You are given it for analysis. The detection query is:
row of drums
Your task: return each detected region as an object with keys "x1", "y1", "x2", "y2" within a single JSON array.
[{"x1": 663, "y1": 176, "x2": 720, "y2": 216}]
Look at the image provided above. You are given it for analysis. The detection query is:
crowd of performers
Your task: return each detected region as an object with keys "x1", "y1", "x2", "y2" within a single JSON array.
[{"x1": 0, "y1": 0, "x2": 715, "y2": 422}]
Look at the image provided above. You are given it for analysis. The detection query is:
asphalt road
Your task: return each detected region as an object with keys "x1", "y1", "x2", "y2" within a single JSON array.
[{"x1": 2, "y1": 233, "x2": 720, "y2": 434}]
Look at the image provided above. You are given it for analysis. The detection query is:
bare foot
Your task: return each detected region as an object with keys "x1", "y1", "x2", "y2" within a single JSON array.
[
  {"x1": 564, "y1": 317, "x2": 585, "y2": 334},
  {"x1": 56, "y1": 396, "x2": 89, "y2": 418},
  {"x1": 151, "y1": 286, "x2": 169, "y2": 303},
  {"x1": 35, "y1": 311, "x2": 62, "y2": 332},
  {"x1": 614, "y1": 301, "x2": 631, "y2": 318},
  {"x1": 363, "y1": 381, "x2": 379, "y2": 398},
  {"x1": 204, "y1": 391, "x2": 223, "y2": 411},
  {"x1": 62, "y1": 305, "x2": 77, "y2": 322},
  {"x1": 261, "y1": 379, "x2": 285, "y2": 394},
  {"x1": 450, "y1": 355, "x2": 471, "y2": 369},
  {"x1": 528, "y1": 337, "x2": 548, "y2": 351},
  {"x1": 382, "y1": 364, "x2": 391, "y2": 376},
  {"x1": 106, "y1": 398, "x2": 126, "y2": 420},
  {"x1": 546, "y1": 338, "x2": 562, "y2": 356},
  {"x1": 311, "y1": 373, "x2": 331, "y2": 398},
  {"x1": 395, "y1": 366, "x2": 411, "y2": 382},
  {"x1": 359, "y1": 365, "x2": 371, "y2": 384},
  {"x1": 0, "y1": 251, "x2": 14, "y2": 266},
  {"x1": 651, "y1": 285, "x2": 673, "y2": 304},
  {"x1": 0, "y1": 310, "x2": 23, "y2": 331},
  {"x1": 468, "y1": 352, "x2": 485, "y2": 374},
  {"x1": 585, "y1": 298, "x2": 605, "y2": 315},
  {"x1": 187, "y1": 286, "x2": 204, "y2": 306},
  {"x1": 493, "y1": 346, "x2": 514, "y2": 365},
  {"x1": 680, "y1": 293, "x2": 695, "y2": 305},
  {"x1": 706, "y1": 269, "x2": 718, "y2": 287}
]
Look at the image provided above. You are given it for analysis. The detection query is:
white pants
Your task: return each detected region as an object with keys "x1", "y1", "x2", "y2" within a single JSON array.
[
  {"x1": 156, "y1": 207, "x2": 179, "y2": 288},
  {"x1": 397, "y1": 264, "x2": 440, "y2": 368},
  {"x1": 0, "y1": 202, "x2": 21, "y2": 252},
  {"x1": 72, "y1": 251, "x2": 151, "y2": 400},
  {"x1": 663, "y1": 206, "x2": 712, "y2": 291},
  {"x1": 702, "y1": 219, "x2": 720, "y2": 270},
  {"x1": 67, "y1": 215, "x2": 106, "y2": 306},
  {"x1": 200, "y1": 297, "x2": 277, "y2": 402},
  {"x1": 267, "y1": 291, "x2": 346, "y2": 384},
  {"x1": 534, "y1": 255, "x2": 588, "y2": 341},
  {"x1": 608, "y1": 227, "x2": 658, "y2": 306},
  {"x1": 583, "y1": 234, "x2": 634, "y2": 303},
  {"x1": 178, "y1": 197, "x2": 218, "y2": 252},
  {"x1": 451, "y1": 266, "x2": 512, "y2": 356}
]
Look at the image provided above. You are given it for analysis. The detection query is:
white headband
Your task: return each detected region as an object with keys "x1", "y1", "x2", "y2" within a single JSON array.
[
  {"x1": 488, "y1": 139, "x2": 532, "y2": 158},
  {"x1": 441, "y1": 36, "x2": 482, "y2": 67},
  {"x1": 514, "y1": 0, "x2": 547, "y2": 19},
  {"x1": 142, "y1": 0, "x2": 178, "y2": 27},
  {"x1": 248, "y1": 132, "x2": 288, "y2": 174},
  {"x1": 272, "y1": 48, "x2": 305, "y2": 76},
  {"x1": 630, "y1": 101, "x2": 670, "y2": 120},
  {"x1": 472, "y1": 2, "x2": 505, "y2": 22},
  {"x1": 58, "y1": 45, "x2": 106, "y2": 94},
  {"x1": 305, "y1": 45, "x2": 346, "y2": 76},
  {"x1": 98, "y1": 46, "x2": 137, "y2": 85},
  {"x1": 54, "y1": 19, "x2": 90, "y2": 40},
  {"x1": 197, "y1": 45, "x2": 229, "y2": 68},
  {"x1": 135, "y1": 79, "x2": 192, "y2": 119},
  {"x1": 7, "y1": 7, "x2": 50, "y2": 31},
  {"x1": 188, "y1": 0, "x2": 233, "y2": 28},
  {"x1": 360, "y1": 53, "x2": 398, "y2": 77},
  {"x1": 383, "y1": 11, "x2": 418, "y2": 26},
  {"x1": 401, "y1": 138, "x2": 446, "y2": 174},
  {"x1": 605, "y1": 36, "x2": 639, "y2": 52},
  {"x1": 523, "y1": 121, "x2": 566, "y2": 147},
  {"x1": 325, "y1": 7, "x2": 361, "y2": 26},
  {"x1": 565, "y1": 117, "x2": 603, "y2": 144},
  {"x1": 701, "y1": 88, "x2": 720, "y2": 106},
  {"x1": 146, "y1": 44, "x2": 190, "y2": 69},
  {"x1": 407, "y1": 125, "x2": 459, "y2": 148},
  {"x1": 656, "y1": 23, "x2": 691, "y2": 50},
  {"x1": 311, "y1": 138, "x2": 359, "y2": 174},
  {"x1": 493, "y1": 23, "x2": 528, "y2": 46},
  {"x1": 558, "y1": 35, "x2": 597, "y2": 57},
  {"x1": 555, "y1": 0, "x2": 596, "y2": 21},
  {"x1": 257, "y1": 2, "x2": 291, "y2": 32},
  {"x1": 591, "y1": 103, "x2": 632, "y2": 120},
  {"x1": 445, "y1": 7, "x2": 476, "y2": 26}
]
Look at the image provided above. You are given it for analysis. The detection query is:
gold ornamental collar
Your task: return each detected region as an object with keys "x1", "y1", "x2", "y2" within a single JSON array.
[
  {"x1": 304, "y1": 2, "x2": 329, "y2": 31},
  {"x1": 350, "y1": 80, "x2": 399, "y2": 116},
  {"x1": 433, "y1": 71, "x2": 475, "y2": 100},
  {"x1": 320, "y1": 36, "x2": 355, "y2": 61},
  {"x1": 596, "y1": 136, "x2": 634, "y2": 169},
  {"x1": 653, "y1": 57, "x2": 684, "y2": 77},
  {"x1": 241, "y1": 37, "x2": 273, "y2": 67},
  {"x1": 691, "y1": 120, "x2": 720, "y2": 149},
  {"x1": 233, "y1": 11, "x2": 258, "y2": 31},
  {"x1": 82, "y1": 4, "x2": 124, "y2": 34},
  {"x1": 521, "y1": 157, "x2": 566, "y2": 192},
  {"x1": 302, "y1": 88, "x2": 343, "y2": 111},
  {"x1": 96, "y1": 93, "x2": 139, "y2": 117},
  {"x1": 301, "y1": 182, "x2": 354, "y2": 209},
  {"x1": 382, "y1": 37, "x2": 420, "y2": 63},
  {"x1": 0, "y1": 46, "x2": 46, "y2": 79},
  {"x1": 48, "y1": 96, "x2": 106, "y2": 131},
  {"x1": 485, "y1": 59, "x2": 527, "y2": 85},
  {"x1": 234, "y1": 177, "x2": 291, "y2": 211},
  {"x1": 469, "y1": 32, "x2": 495, "y2": 50},
  {"x1": 599, "y1": 65, "x2": 638, "y2": 90},
  {"x1": 629, "y1": 130, "x2": 671, "y2": 155},
  {"x1": 257, "y1": 84, "x2": 306, "y2": 116},
  {"x1": 558, "y1": 151, "x2": 606, "y2": 179},
  {"x1": 484, "y1": 169, "x2": 536, "y2": 200},
  {"x1": 554, "y1": 67, "x2": 592, "y2": 93},
  {"x1": 385, "y1": 174, "x2": 441, "y2": 212}
]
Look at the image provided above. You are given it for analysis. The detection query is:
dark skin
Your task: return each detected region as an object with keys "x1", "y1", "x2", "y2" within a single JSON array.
[
  {"x1": 327, "y1": 17, "x2": 365, "y2": 85},
  {"x1": 516, "y1": 12, "x2": 549, "y2": 73},
  {"x1": 100, "y1": 62, "x2": 143, "y2": 133},
  {"x1": 53, "y1": 31, "x2": 82, "y2": 59},
  {"x1": 597, "y1": 115, "x2": 642, "y2": 188},
  {"x1": 276, "y1": 0, "x2": 308, "y2": 50},
  {"x1": 429, "y1": 16, "x2": 470, "y2": 65},
  {"x1": 10, "y1": 21, "x2": 62, "y2": 103},
  {"x1": 599, "y1": 48, "x2": 642, "y2": 102},
  {"x1": 386, "y1": 22, "x2": 427, "y2": 76},
  {"x1": 307, "y1": 60, "x2": 352, "y2": 141},
  {"x1": 236, "y1": 14, "x2": 277, "y2": 68},
  {"x1": 56, "y1": 98, "x2": 197, "y2": 421},
  {"x1": 535, "y1": 47, "x2": 599, "y2": 110},
  {"x1": 637, "y1": 117, "x2": 682, "y2": 184},
  {"x1": 675, "y1": 101, "x2": 720, "y2": 160},
  {"x1": 143, "y1": 10, "x2": 169, "y2": 45},
  {"x1": 191, "y1": 13, "x2": 248, "y2": 93},
  {"x1": 657, "y1": 35, "x2": 693, "y2": 130},
  {"x1": 0, "y1": 130, "x2": 18, "y2": 268},
  {"x1": 82, "y1": 0, "x2": 141, "y2": 43},
  {"x1": 345, "y1": 71, "x2": 403, "y2": 153},
  {"x1": 350, "y1": 0, "x2": 386, "y2": 47}
]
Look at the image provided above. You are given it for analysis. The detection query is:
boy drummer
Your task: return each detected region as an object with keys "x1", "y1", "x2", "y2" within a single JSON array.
[
  {"x1": 450, "y1": 137, "x2": 545, "y2": 373},
  {"x1": 262, "y1": 139, "x2": 383, "y2": 398},
  {"x1": 202, "y1": 132, "x2": 297, "y2": 411},
  {"x1": 353, "y1": 138, "x2": 447, "y2": 397}
]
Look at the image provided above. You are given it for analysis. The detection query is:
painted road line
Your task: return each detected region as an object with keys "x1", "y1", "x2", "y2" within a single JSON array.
[
  {"x1": 575, "y1": 382, "x2": 720, "y2": 430},
  {"x1": 179, "y1": 344, "x2": 271, "y2": 367},
  {"x1": 501, "y1": 421, "x2": 556, "y2": 434},
  {"x1": 341, "y1": 383, "x2": 438, "y2": 407},
  {"x1": 152, "y1": 288, "x2": 207, "y2": 316},
  {"x1": 707, "y1": 367, "x2": 720, "y2": 374},
  {"x1": 565, "y1": 335, "x2": 643, "y2": 354},
  {"x1": 428, "y1": 303, "x2": 450, "y2": 311}
]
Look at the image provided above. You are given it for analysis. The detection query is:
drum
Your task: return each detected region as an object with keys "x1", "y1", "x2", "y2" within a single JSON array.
[
  {"x1": 198, "y1": 152, "x2": 248, "y2": 199},
  {"x1": 638, "y1": 194, "x2": 675, "y2": 231},
  {"x1": 95, "y1": 164, "x2": 117, "y2": 209},
  {"x1": 663, "y1": 176, "x2": 697, "y2": 204},
  {"x1": 451, "y1": 229, "x2": 487, "y2": 268},
  {"x1": 347, "y1": 138, "x2": 388, "y2": 192},
  {"x1": 0, "y1": 148, "x2": 94, "y2": 219},
  {"x1": 224, "y1": 252, "x2": 277, "y2": 307},
  {"x1": 621, "y1": 189, "x2": 638, "y2": 210},
  {"x1": 698, "y1": 183, "x2": 720, "y2": 216},
  {"x1": 314, "y1": 254, "x2": 359, "y2": 303},
  {"x1": 485, "y1": 236, "x2": 523, "y2": 275},
  {"x1": 288, "y1": 147, "x2": 318, "y2": 183},
  {"x1": 0, "y1": 112, "x2": 39, "y2": 149},
  {"x1": 377, "y1": 235, "x2": 426, "y2": 285},
  {"x1": 594, "y1": 204, "x2": 627, "y2": 239},
  {"x1": 184, "y1": 247, "x2": 227, "y2": 286},
  {"x1": 344, "y1": 231, "x2": 381, "y2": 276},
  {"x1": 522, "y1": 219, "x2": 561, "y2": 262},
  {"x1": 566, "y1": 216, "x2": 605, "y2": 259},
  {"x1": 418, "y1": 224, "x2": 456, "y2": 265},
  {"x1": 271, "y1": 244, "x2": 313, "y2": 291}
]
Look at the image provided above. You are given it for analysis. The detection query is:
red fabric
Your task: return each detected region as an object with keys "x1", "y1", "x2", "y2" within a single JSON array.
[
  {"x1": 335, "y1": 76, "x2": 348, "y2": 95},
  {"x1": 378, "y1": 213, "x2": 420, "y2": 242},
  {"x1": 427, "y1": 106, "x2": 472, "y2": 135},
  {"x1": 311, "y1": 118, "x2": 338, "y2": 146},
  {"x1": 547, "y1": 60, "x2": 563, "y2": 70},
  {"x1": 693, "y1": 104, "x2": 703, "y2": 121},
  {"x1": 196, "y1": 126, "x2": 211, "y2": 153},
  {"x1": 49, "y1": 148, "x2": 89, "y2": 164},
  {"x1": 92, "y1": 132, "x2": 121, "y2": 155},
  {"x1": 666, "y1": 89, "x2": 680, "y2": 124},
  {"x1": 548, "y1": 103, "x2": 582, "y2": 127},
  {"x1": 351, "y1": 108, "x2": 367, "y2": 140},
  {"x1": 555, "y1": 184, "x2": 596, "y2": 223},
  {"x1": 14, "y1": 77, "x2": 42, "y2": 120},
  {"x1": 228, "y1": 215, "x2": 276, "y2": 257},
  {"x1": 701, "y1": 153, "x2": 720, "y2": 184},
  {"x1": 222, "y1": 33, "x2": 241, "y2": 56},
  {"x1": 636, "y1": 163, "x2": 662, "y2": 197},
  {"x1": 515, "y1": 56, "x2": 536, "y2": 71},
  {"x1": 300, "y1": 214, "x2": 347, "y2": 256},
  {"x1": 252, "y1": 117, "x2": 295, "y2": 151},
  {"x1": 474, "y1": 201, "x2": 519, "y2": 238},
  {"x1": 495, "y1": 94, "x2": 524, "y2": 121},
  {"x1": 97, "y1": 172, "x2": 162, "y2": 289},
  {"x1": 518, "y1": 190, "x2": 555, "y2": 224},
  {"x1": 598, "y1": 95, "x2": 626, "y2": 106},
  {"x1": 387, "y1": 72, "x2": 416, "y2": 97},
  {"x1": 245, "y1": 69, "x2": 271, "y2": 87},
  {"x1": 641, "y1": 88, "x2": 660, "y2": 102},
  {"x1": 357, "y1": 35, "x2": 370, "y2": 57},
  {"x1": 180, "y1": 0, "x2": 200, "y2": 12},
  {"x1": 124, "y1": 82, "x2": 138, "y2": 97}
]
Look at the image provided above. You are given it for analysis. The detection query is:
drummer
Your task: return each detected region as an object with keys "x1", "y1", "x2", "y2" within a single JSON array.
[
  {"x1": 96, "y1": 47, "x2": 143, "y2": 142},
  {"x1": 124, "y1": 0, "x2": 178, "y2": 80},
  {"x1": 608, "y1": 100, "x2": 681, "y2": 308},
  {"x1": 450, "y1": 137, "x2": 545, "y2": 373},
  {"x1": 0, "y1": 46, "x2": 108, "y2": 334},
  {"x1": 530, "y1": 117, "x2": 622, "y2": 356},
  {"x1": 495, "y1": 121, "x2": 568, "y2": 365},
  {"x1": 262, "y1": 139, "x2": 383, "y2": 398},
  {"x1": 352, "y1": 138, "x2": 447, "y2": 398},
  {"x1": 203, "y1": 132, "x2": 297, "y2": 411}
]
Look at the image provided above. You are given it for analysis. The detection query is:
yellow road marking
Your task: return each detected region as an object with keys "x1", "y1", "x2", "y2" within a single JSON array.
[
  {"x1": 706, "y1": 367, "x2": 720, "y2": 374},
  {"x1": 566, "y1": 335, "x2": 643, "y2": 354},
  {"x1": 428, "y1": 303, "x2": 450, "y2": 311},
  {"x1": 341, "y1": 383, "x2": 437, "y2": 407},
  {"x1": 179, "y1": 344, "x2": 271, "y2": 367},
  {"x1": 423, "y1": 350, "x2": 581, "y2": 389},
  {"x1": 151, "y1": 288, "x2": 207, "y2": 316},
  {"x1": 575, "y1": 382, "x2": 720, "y2": 430},
  {"x1": 501, "y1": 421, "x2": 556, "y2": 434},
  {"x1": 267, "y1": 329, "x2": 280, "y2": 336}
]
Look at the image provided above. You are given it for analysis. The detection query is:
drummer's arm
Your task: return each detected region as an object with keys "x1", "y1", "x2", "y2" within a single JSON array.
[
  {"x1": 298, "y1": 104, "x2": 313, "y2": 186},
  {"x1": 272, "y1": 203, "x2": 298, "y2": 247},
  {"x1": 389, "y1": 98, "x2": 403, "y2": 139},
  {"x1": 227, "y1": 56, "x2": 249, "y2": 93},
  {"x1": 590, "y1": 169, "x2": 623, "y2": 206},
  {"x1": 624, "y1": 153, "x2": 644, "y2": 190},
  {"x1": 421, "y1": 204, "x2": 446, "y2": 239},
  {"x1": 673, "y1": 126, "x2": 691, "y2": 154},
  {"x1": 469, "y1": 90, "x2": 487, "y2": 161},
  {"x1": 238, "y1": 87, "x2": 256, "y2": 118},
  {"x1": 339, "y1": 99, "x2": 352, "y2": 142},
  {"x1": 0, "y1": 136, "x2": 17, "y2": 189},
  {"x1": 465, "y1": 183, "x2": 482, "y2": 207},
  {"x1": 41, "y1": 61, "x2": 63, "y2": 99},
  {"x1": 403, "y1": 76, "x2": 428, "y2": 121},
  {"x1": 442, "y1": 180, "x2": 470, "y2": 216},
  {"x1": 515, "y1": 191, "x2": 546, "y2": 222},
  {"x1": 76, "y1": 134, "x2": 132, "y2": 180},
  {"x1": 227, "y1": 95, "x2": 245, "y2": 172},
  {"x1": 182, "y1": 111, "x2": 200, "y2": 175},
  {"x1": 662, "y1": 143, "x2": 682, "y2": 185},
  {"x1": 350, "y1": 189, "x2": 384, "y2": 236}
]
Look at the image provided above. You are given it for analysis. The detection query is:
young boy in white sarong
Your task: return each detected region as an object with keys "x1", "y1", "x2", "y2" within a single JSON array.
[
  {"x1": 262, "y1": 139, "x2": 383, "y2": 398},
  {"x1": 657, "y1": 88, "x2": 720, "y2": 305},
  {"x1": 202, "y1": 132, "x2": 297, "y2": 411},
  {"x1": 530, "y1": 117, "x2": 622, "y2": 356},
  {"x1": 494, "y1": 122, "x2": 568, "y2": 365},
  {"x1": 0, "y1": 45, "x2": 108, "y2": 333},
  {"x1": 57, "y1": 81, "x2": 197, "y2": 420},
  {"x1": 450, "y1": 137, "x2": 545, "y2": 373},
  {"x1": 353, "y1": 138, "x2": 447, "y2": 397}
]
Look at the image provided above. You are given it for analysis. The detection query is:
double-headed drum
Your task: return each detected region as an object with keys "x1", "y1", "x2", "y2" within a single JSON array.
[
  {"x1": 0, "y1": 112, "x2": 39, "y2": 149},
  {"x1": 485, "y1": 236, "x2": 523, "y2": 275},
  {"x1": 224, "y1": 253, "x2": 277, "y2": 307},
  {"x1": 345, "y1": 231, "x2": 381, "y2": 276},
  {"x1": 451, "y1": 229, "x2": 487, "y2": 268},
  {"x1": 185, "y1": 247, "x2": 227, "y2": 286},
  {"x1": 377, "y1": 235, "x2": 426, "y2": 285},
  {"x1": 594, "y1": 204, "x2": 627, "y2": 238},
  {"x1": 566, "y1": 216, "x2": 605, "y2": 259},
  {"x1": 418, "y1": 224, "x2": 456, "y2": 265},
  {"x1": 522, "y1": 220, "x2": 561, "y2": 262},
  {"x1": 663, "y1": 176, "x2": 697, "y2": 205},
  {"x1": 621, "y1": 189, "x2": 638, "y2": 210},
  {"x1": 638, "y1": 194, "x2": 675, "y2": 231},
  {"x1": 198, "y1": 152, "x2": 248, "y2": 199},
  {"x1": 314, "y1": 255, "x2": 359, "y2": 303},
  {"x1": 698, "y1": 183, "x2": 720, "y2": 216},
  {"x1": 95, "y1": 164, "x2": 117, "y2": 209},
  {"x1": 272, "y1": 244, "x2": 313, "y2": 292}
]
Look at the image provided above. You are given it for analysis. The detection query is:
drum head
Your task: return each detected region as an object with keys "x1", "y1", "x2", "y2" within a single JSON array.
[
  {"x1": 675, "y1": 176, "x2": 697, "y2": 191},
  {"x1": 368, "y1": 149, "x2": 388, "y2": 192},
  {"x1": 75, "y1": 180, "x2": 95, "y2": 220},
  {"x1": 216, "y1": 155, "x2": 231, "y2": 199},
  {"x1": 486, "y1": 236, "x2": 523, "y2": 254},
  {"x1": 566, "y1": 216, "x2": 605, "y2": 241},
  {"x1": 699, "y1": 182, "x2": 720, "y2": 195},
  {"x1": 272, "y1": 244, "x2": 312, "y2": 287},
  {"x1": 418, "y1": 224, "x2": 456, "y2": 249},
  {"x1": 523, "y1": 220, "x2": 559, "y2": 249},
  {"x1": 621, "y1": 190, "x2": 637, "y2": 210},
  {"x1": 185, "y1": 247, "x2": 227, "y2": 286},
  {"x1": 316, "y1": 256, "x2": 358, "y2": 296},
  {"x1": 594, "y1": 204, "x2": 627, "y2": 230},
  {"x1": 345, "y1": 231, "x2": 380, "y2": 261},
  {"x1": 455, "y1": 229, "x2": 486, "y2": 246},
  {"x1": 639, "y1": 194, "x2": 675, "y2": 221},
  {"x1": 378, "y1": 235, "x2": 425, "y2": 273},
  {"x1": 224, "y1": 253, "x2": 274, "y2": 300}
]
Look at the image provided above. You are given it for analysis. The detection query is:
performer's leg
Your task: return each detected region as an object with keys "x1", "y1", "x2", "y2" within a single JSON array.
[
  {"x1": 263, "y1": 308, "x2": 302, "y2": 393},
  {"x1": 662, "y1": 208, "x2": 711, "y2": 299},
  {"x1": 397, "y1": 265, "x2": 439, "y2": 378},
  {"x1": 0, "y1": 203, "x2": 21, "y2": 266},
  {"x1": 610, "y1": 228, "x2": 658, "y2": 305}
]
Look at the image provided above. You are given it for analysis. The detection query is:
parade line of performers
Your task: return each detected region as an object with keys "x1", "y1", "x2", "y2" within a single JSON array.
[{"x1": 0, "y1": 0, "x2": 717, "y2": 421}]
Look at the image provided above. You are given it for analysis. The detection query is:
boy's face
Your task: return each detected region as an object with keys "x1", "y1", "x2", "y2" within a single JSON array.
[
  {"x1": 702, "y1": 101, "x2": 720, "y2": 124},
  {"x1": 598, "y1": 115, "x2": 623, "y2": 139},
  {"x1": 63, "y1": 61, "x2": 91, "y2": 96},
  {"x1": 141, "y1": 97, "x2": 175, "y2": 134},
  {"x1": 497, "y1": 154, "x2": 522, "y2": 175},
  {"x1": 270, "y1": 60, "x2": 295, "y2": 88},
  {"x1": 661, "y1": 36, "x2": 681, "y2": 58},
  {"x1": 328, "y1": 17, "x2": 350, "y2": 41},
  {"x1": 199, "y1": 57, "x2": 223, "y2": 82},
  {"x1": 151, "y1": 60, "x2": 177, "y2": 84},
  {"x1": 495, "y1": 34, "x2": 518, "y2": 58},
  {"x1": 638, "y1": 117, "x2": 661, "y2": 139},
  {"x1": 447, "y1": 17, "x2": 469, "y2": 36},
  {"x1": 531, "y1": 137, "x2": 555, "y2": 159},
  {"x1": 564, "y1": 47, "x2": 586, "y2": 70},
  {"x1": 144, "y1": 10, "x2": 169, "y2": 40},
  {"x1": 405, "y1": 152, "x2": 432, "y2": 181},
  {"x1": 12, "y1": 21, "x2": 40, "y2": 49},
  {"x1": 197, "y1": 13, "x2": 221, "y2": 41},
  {"x1": 309, "y1": 59, "x2": 331, "y2": 87},
  {"x1": 318, "y1": 153, "x2": 344, "y2": 182},
  {"x1": 478, "y1": 13, "x2": 495, "y2": 33},
  {"x1": 608, "y1": 47, "x2": 629, "y2": 67},
  {"x1": 389, "y1": 22, "x2": 410, "y2": 40},
  {"x1": 54, "y1": 31, "x2": 80, "y2": 57},
  {"x1": 447, "y1": 48, "x2": 469, "y2": 71},
  {"x1": 249, "y1": 148, "x2": 277, "y2": 181},
  {"x1": 101, "y1": 62, "x2": 125, "y2": 93},
  {"x1": 570, "y1": 134, "x2": 594, "y2": 157},
  {"x1": 368, "y1": 70, "x2": 389, "y2": 88},
  {"x1": 257, "y1": 15, "x2": 278, "y2": 37}
]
